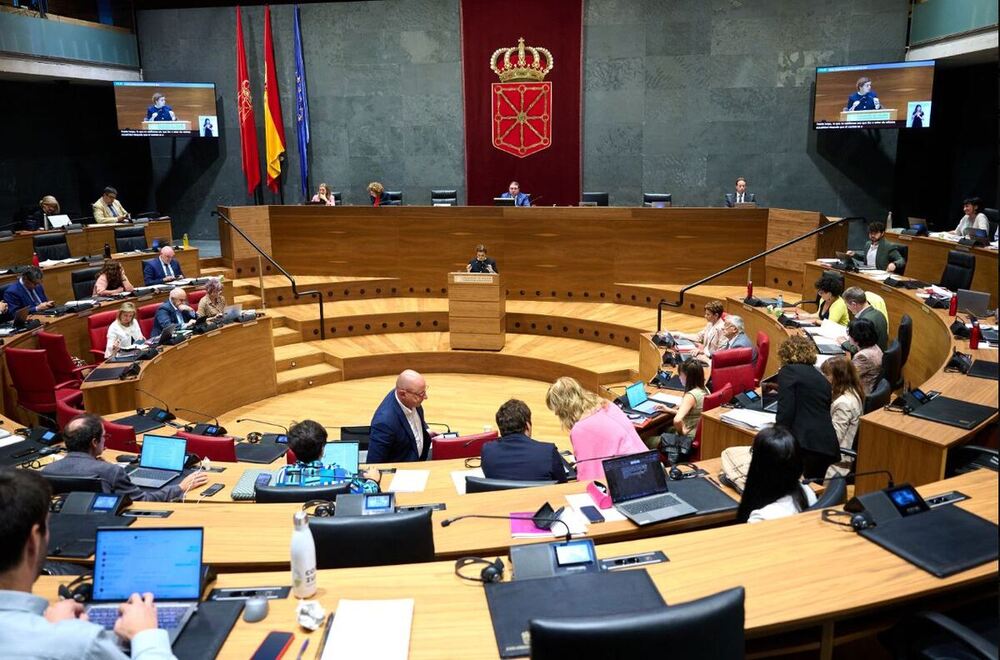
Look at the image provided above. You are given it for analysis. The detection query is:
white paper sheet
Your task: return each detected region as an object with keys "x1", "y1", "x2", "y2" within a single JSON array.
[
  {"x1": 388, "y1": 469, "x2": 430, "y2": 493},
  {"x1": 564, "y1": 492, "x2": 627, "y2": 522},
  {"x1": 720, "y1": 408, "x2": 777, "y2": 431},
  {"x1": 450, "y1": 467, "x2": 484, "y2": 495},
  {"x1": 648, "y1": 392, "x2": 682, "y2": 406},
  {"x1": 0, "y1": 434, "x2": 25, "y2": 449},
  {"x1": 322, "y1": 599, "x2": 414, "y2": 660}
]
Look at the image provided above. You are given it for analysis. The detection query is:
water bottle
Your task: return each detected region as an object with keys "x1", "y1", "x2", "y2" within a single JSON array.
[
  {"x1": 32, "y1": 252, "x2": 39, "y2": 267},
  {"x1": 969, "y1": 319, "x2": 981, "y2": 350},
  {"x1": 182, "y1": 233, "x2": 190, "y2": 249},
  {"x1": 948, "y1": 294, "x2": 957, "y2": 317},
  {"x1": 776, "y1": 294, "x2": 784, "y2": 315},
  {"x1": 746, "y1": 279, "x2": 753, "y2": 299},
  {"x1": 290, "y1": 511, "x2": 317, "y2": 598}
]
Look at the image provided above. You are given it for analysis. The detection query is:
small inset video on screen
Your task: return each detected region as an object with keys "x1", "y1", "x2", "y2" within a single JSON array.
[{"x1": 814, "y1": 60, "x2": 934, "y2": 130}]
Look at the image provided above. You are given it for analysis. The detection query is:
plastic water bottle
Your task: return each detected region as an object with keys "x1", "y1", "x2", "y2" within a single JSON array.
[
  {"x1": 290, "y1": 511, "x2": 317, "y2": 598},
  {"x1": 776, "y1": 294, "x2": 784, "y2": 313}
]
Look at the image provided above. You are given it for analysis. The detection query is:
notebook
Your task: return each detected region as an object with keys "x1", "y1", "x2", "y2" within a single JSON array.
[
  {"x1": 624, "y1": 381, "x2": 659, "y2": 415},
  {"x1": 908, "y1": 396, "x2": 997, "y2": 430},
  {"x1": 967, "y1": 360, "x2": 998, "y2": 381},
  {"x1": 86, "y1": 527, "x2": 203, "y2": 644},
  {"x1": 602, "y1": 451, "x2": 696, "y2": 526},
  {"x1": 126, "y1": 434, "x2": 187, "y2": 488}
]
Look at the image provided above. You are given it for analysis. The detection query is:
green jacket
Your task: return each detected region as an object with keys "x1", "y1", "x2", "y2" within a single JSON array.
[{"x1": 855, "y1": 239, "x2": 905, "y2": 271}]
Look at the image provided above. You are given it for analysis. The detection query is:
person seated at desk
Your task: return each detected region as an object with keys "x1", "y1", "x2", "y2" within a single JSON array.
[
  {"x1": 0, "y1": 470, "x2": 178, "y2": 659},
  {"x1": 844, "y1": 76, "x2": 880, "y2": 112},
  {"x1": 368, "y1": 369, "x2": 435, "y2": 463},
  {"x1": 735, "y1": 425, "x2": 816, "y2": 523},
  {"x1": 0, "y1": 301, "x2": 10, "y2": 324},
  {"x1": 481, "y1": 399, "x2": 566, "y2": 483},
  {"x1": 654, "y1": 360, "x2": 709, "y2": 459},
  {"x1": 91, "y1": 187, "x2": 130, "y2": 224},
  {"x1": 846, "y1": 318, "x2": 882, "y2": 394},
  {"x1": 820, "y1": 357, "x2": 864, "y2": 479},
  {"x1": 105, "y1": 302, "x2": 145, "y2": 359},
  {"x1": 720, "y1": 314, "x2": 757, "y2": 364},
  {"x1": 145, "y1": 93, "x2": 176, "y2": 122},
  {"x1": 93, "y1": 259, "x2": 135, "y2": 297},
  {"x1": 796, "y1": 273, "x2": 848, "y2": 326},
  {"x1": 677, "y1": 300, "x2": 727, "y2": 363},
  {"x1": 288, "y1": 419, "x2": 326, "y2": 467},
  {"x1": 142, "y1": 246, "x2": 184, "y2": 286},
  {"x1": 545, "y1": 376, "x2": 646, "y2": 482},
  {"x1": 311, "y1": 182, "x2": 336, "y2": 206},
  {"x1": 3, "y1": 267, "x2": 54, "y2": 315},
  {"x1": 839, "y1": 287, "x2": 888, "y2": 352},
  {"x1": 499, "y1": 180, "x2": 531, "y2": 206},
  {"x1": 466, "y1": 244, "x2": 499, "y2": 274},
  {"x1": 151, "y1": 288, "x2": 196, "y2": 337},
  {"x1": 846, "y1": 221, "x2": 905, "y2": 273},
  {"x1": 22, "y1": 195, "x2": 60, "y2": 232},
  {"x1": 367, "y1": 181, "x2": 390, "y2": 207},
  {"x1": 774, "y1": 335, "x2": 840, "y2": 479},
  {"x1": 950, "y1": 196, "x2": 990, "y2": 236},
  {"x1": 41, "y1": 414, "x2": 207, "y2": 502},
  {"x1": 196, "y1": 277, "x2": 226, "y2": 320},
  {"x1": 724, "y1": 176, "x2": 755, "y2": 207}
]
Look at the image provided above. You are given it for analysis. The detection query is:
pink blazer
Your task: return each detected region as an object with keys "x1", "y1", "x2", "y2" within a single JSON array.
[{"x1": 570, "y1": 404, "x2": 648, "y2": 482}]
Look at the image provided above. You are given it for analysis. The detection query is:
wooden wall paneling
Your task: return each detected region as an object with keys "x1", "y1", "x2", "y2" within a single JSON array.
[{"x1": 218, "y1": 205, "x2": 273, "y2": 265}]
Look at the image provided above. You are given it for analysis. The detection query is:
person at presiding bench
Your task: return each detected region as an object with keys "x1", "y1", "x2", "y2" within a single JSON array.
[
  {"x1": 951, "y1": 196, "x2": 989, "y2": 236},
  {"x1": 142, "y1": 246, "x2": 184, "y2": 286},
  {"x1": 481, "y1": 399, "x2": 566, "y2": 483},
  {"x1": 820, "y1": 357, "x2": 864, "y2": 479},
  {"x1": 151, "y1": 288, "x2": 196, "y2": 337},
  {"x1": 0, "y1": 470, "x2": 178, "y2": 660},
  {"x1": 735, "y1": 425, "x2": 816, "y2": 523},
  {"x1": 676, "y1": 300, "x2": 727, "y2": 363},
  {"x1": 846, "y1": 318, "x2": 883, "y2": 394},
  {"x1": 92, "y1": 186, "x2": 130, "y2": 224},
  {"x1": 839, "y1": 287, "x2": 888, "y2": 352},
  {"x1": 41, "y1": 414, "x2": 207, "y2": 502},
  {"x1": 466, "y1": 244, "x2": 499, "y2": 274},
  {"x1": 311, "y1": 182, "x2": 336, "y2": 206},
  {"x1": 22, "y1": 195, "x2": 60, "y2": 232},
  {"x1": 196, "y1": 277, "x2": 226, "y2": 320},
  {"x1": 847, "y1": 221, "x2": 905, "y2": 273},
  {"x1": 367, "y1": 181, "x2": 390, "y2": 207},
  {"x1": 4, "y1": 266, "x2": 54, "y2": 315},
  {"x1": 654, "y1": 360, "x2": 708, "y2": 459},
  {"x1": 368, "y1": 369, "x2": 434, "y2": 463},
  {"x1": 724, "y1": 176, "x2": 755, "y2": 207},
  {"x1": 500, "y1": 180, "x2": 531, "y2": 206},
  {"x1": 105, "y1": 303, "x2": 145, "y2": 359},
  {"x1": 546, "y1": 376, "x2": 646, "y2": 482},
  {"x1": 93, "y1": 259, "x2": 135, "y2": 297}
]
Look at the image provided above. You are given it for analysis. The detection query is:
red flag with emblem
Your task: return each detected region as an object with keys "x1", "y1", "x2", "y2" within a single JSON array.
[{"x1": 235, "y1": 6, "x2": 260, "y2": 195}]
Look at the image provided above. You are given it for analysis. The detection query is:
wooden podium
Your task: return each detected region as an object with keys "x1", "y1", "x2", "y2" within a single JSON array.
[
  {"x1": 838, "y1": 109, "x2": 898, "y2": 122},
  {"x1": 448, "y1": 272, "x2": 505, "y2": 350},
  {"x1": 141, "y1": 120, "x2": 192, "y2": 131}
]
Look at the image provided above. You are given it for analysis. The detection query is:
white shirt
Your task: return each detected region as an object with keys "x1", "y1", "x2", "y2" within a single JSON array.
[
  {"x1": 395, "y1": 393, "x2": 424, "y2": 457},
  {"x1": 105, "y1": 320, "x2": 146, "y2": 358},
  {"x1": 865, "y1": 242, "x2": 878, "y2": 268},
  {"x1": 954, "y1": 213, "x2": 989, "y2": 235},
  {"x1": 160, "y1": 259, "x2": 174, "y2": 278},
  {"x1": 748, "y1": 484, "x2": 817, "y2": 523}
]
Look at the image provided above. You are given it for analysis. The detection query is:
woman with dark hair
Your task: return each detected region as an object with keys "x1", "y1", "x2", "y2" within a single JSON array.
[
  {"x1": 736, "y1": 425, "x2": 816, "y2": 523},
  {"x1": 910, "y1": 104, "x2": 924, "y2": 128},
  {"x1": 951, "y1": 196, "x2": 989, "y2": 235},
  {"x1": 92, "y1": 259, "x2": 134, "y2": 297},
  {"x1": 654, "y1": 360, "x2": 709, "y2": 460},
  {"x1": 820, "y1": 357, "x2": 865, "y2": 478},
  {"x1": 847, "y1": 317, "x2": 882, "y2": 394},
  {"x1": 796, "y1": 273, "x2": 847, "y2": 326}
]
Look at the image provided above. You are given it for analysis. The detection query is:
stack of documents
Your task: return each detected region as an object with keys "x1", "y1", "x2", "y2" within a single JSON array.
[{"x1": 720, "y1": 408, "x2": 777, "y2": 431}]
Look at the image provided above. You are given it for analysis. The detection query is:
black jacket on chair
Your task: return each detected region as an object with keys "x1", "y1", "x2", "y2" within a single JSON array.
[
  {"x1": 775, "y1": 364, "x2": 839, "y2": 459},
  {"x1": 481, "y1": 433, "x2": 566, "y2": 483}
]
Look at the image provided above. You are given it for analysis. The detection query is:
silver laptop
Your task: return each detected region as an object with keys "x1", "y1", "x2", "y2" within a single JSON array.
[
  {"x1": 85, "y1": 527, "x2": 202, "y2": 645},
  {"x1": 222, "y1": 303, "x2": 243, "y2": 323},
  {"x1": 957, "y1": 289, "x2": 991, "y2": 317},
  {"x1": 126, "y1": 434, "x2": 187, "y2": 488},
  {"x1": 624, "y1": 381, "x2": 659, "y2": 415},
  {"x1": 602, "y1": 451, "x2": 696, "y2": 526}
]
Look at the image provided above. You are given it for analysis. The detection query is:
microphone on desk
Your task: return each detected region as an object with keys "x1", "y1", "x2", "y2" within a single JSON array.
[
  {"x1": 440, "y1": 513, "x2": 572, "y2": 545},
  {"x1": 176, "y1": 407, "x2": 226, "y2": 436},
  {"x1": 802, "y1": 469, "x2": 895, "y2": 489},
  {"x1": 426, "y1": 422, "x2": 451, "y2": 433},
  {"x1": 235, "y1": 418, "x2": 289, "y2": 434},
  {"x1": 134, "y1": 389, "x2": 178, "y2": 424}
]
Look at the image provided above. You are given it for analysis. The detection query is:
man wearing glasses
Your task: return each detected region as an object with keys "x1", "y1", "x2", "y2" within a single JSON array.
[{"x1": 368, "y1": 370, "x2": 434, "y2": 463}]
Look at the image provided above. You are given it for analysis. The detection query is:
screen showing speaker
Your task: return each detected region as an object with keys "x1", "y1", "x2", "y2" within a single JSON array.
[
  {"x1": 813, "y1": 60, "x2": 935, "y2": 130},
  {"x1": 113, "y1": 82, "x2": 219, "y2": 138}
]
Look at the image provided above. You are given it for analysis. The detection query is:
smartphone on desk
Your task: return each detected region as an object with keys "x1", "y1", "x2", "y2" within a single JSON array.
[{"x1": 251, "y1": 631, "x2": 294, "y2": 660}]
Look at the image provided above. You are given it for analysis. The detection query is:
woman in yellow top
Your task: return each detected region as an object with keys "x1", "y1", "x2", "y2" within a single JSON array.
[
  {"x1": 798, "y1": 273, "x2": 849, "y2": 326},
  {"x1": 197, "y1": 277, "x2": 226, "y2": 320}
]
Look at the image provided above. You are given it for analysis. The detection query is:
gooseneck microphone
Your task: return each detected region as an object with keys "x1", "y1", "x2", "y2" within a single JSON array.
[
  {"x1": 426, "y1": 422, "x2": 451, "y2": 433},
  {"x1": 236, "y1": 418, "x2": 290, "y2": 433},
  {"x1": 441, "y1": 513, "x2": 572, "y2": 544},
  {"x1": 175, "y1": 407, "x2": 219, "y2": 426},
  {"x1": 803, "y1": 469, "x2": 895, "y2": 488},
  {"x1": 134, "y1": 389, "x2": 179, "y2": 425}
]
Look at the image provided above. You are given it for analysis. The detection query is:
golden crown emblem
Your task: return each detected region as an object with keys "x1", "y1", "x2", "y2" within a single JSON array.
[{"x1": 489, "y1": 37, "x2": 554, "y2": 83}]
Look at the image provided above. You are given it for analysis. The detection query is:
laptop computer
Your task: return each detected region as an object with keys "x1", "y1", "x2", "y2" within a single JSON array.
[
  {"x1": 493, "y1": 197, "x2": 515, "y2": 206},
  {"x1": 806, "y1": 331, "x2": 845, "y2": 356},
  {"x1": 322, "y1": 441, "x2": 360, "y2": 475},
  {"x1": 85, "y1": 527, "x2": 203, "y2": 645},
  {"x1": 623, "y1": 382, "x2": 660, "y2": 415},
  {"x1": 126, "y1": 435, "x2": 187, "y2": 488},
  {"x1": 956, "y1": 289, "x2": 991, "y2": 317},
  {"x1": 907, "y1": 396, "x2": 997, "y2": 431},
  {"x1": 602, "y1": 451, "x2": 696, "y2": 526}
]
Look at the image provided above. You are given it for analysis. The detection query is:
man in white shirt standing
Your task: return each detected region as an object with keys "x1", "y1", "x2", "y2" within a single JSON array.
[{"x1": 725, "y1": 176, "x2": 757, "y2": 207}]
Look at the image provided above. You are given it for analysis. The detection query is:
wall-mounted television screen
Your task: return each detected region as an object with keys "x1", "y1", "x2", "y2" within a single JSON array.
[
  {"x1": 113, "y1": 81, "x2": 219, "y2": 138},
  {"x1": 814, "y1": 60, "x2": 935, "y2": 130}
]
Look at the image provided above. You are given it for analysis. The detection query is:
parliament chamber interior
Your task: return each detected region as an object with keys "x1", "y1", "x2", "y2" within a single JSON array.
[{"x1": 0, "y1": 1, "x2": 997, "y2": 659}]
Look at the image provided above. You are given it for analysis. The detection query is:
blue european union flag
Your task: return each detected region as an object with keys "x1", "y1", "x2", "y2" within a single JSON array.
[{"x1": 293, "y1": 5, "x2": 310, "y2": 199}]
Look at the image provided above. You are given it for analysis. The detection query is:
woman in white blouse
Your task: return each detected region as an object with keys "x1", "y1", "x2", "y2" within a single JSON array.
[
  {"x1": 105, "y1": 302, "x2": 145, "y2": 358},
  {"x1": 951, "y1": 196, "x2": 989, "y2": 235},
  {"x1": 736, "y1": 425, "x2": 816, "y2": 524},
  {"x1": 820, "y1": 357, "x2": 865, "y2": 478},
  {"x1": 678, "y1": 300, "x2": 727, "y2": 364}
]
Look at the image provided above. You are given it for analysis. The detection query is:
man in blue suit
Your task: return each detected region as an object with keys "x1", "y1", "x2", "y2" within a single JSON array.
[
  {"x1": 481, "y1": 400, "x2": 566, "y2": 482},
  {"x1": 367, "y1": 369, "x2": 433, "y2": 463},
  {"x1": 151, "y1": 288, "x2": 196, "y2": 337},
  {"x1": 142, "y1": 246, "x2": 184, "y2": 286},
  {"x1": 3, "y1": 267, "x2": 54, "y2": 315},
  {"x1": 499, "y1": 181, "x2": 531, "y2": 206}
]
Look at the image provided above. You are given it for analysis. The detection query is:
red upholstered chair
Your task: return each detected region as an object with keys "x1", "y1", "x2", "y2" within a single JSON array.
[
  {"x1": 176, "y1": 430, "x2": 237, "y2": 462},
  {"x1": 689, "y1": 383, "x2": 734, "y2": 462},
  {"x1": 138, "y1": 303, "x2": 160, "y2": 338},
  {"x1": 87, "y1": 310, "x2": 119, "y2": 361},
  {"x1": 431, "y1": 430, "x2": 500, "y2": 460},
  {"x1": 286, "y1": 448, "x2": 298, "y2": 464},
  {"x1": 187, "y1": 290, "x2": 207, "y2": 308},
  {"x1": 4, "y1": 348, "x2": 84, "y2": 417},
  {"x1": 56, "y1": 397, "x2": 86, "y2": 429},
  {"x1": 753, "y1": 331, "x2": 770, "y2": 386},
  {"x1": 103, "y1": 420, "x2": 140, "y2": 453},
  {"x1": 709, "y1": 347, "x2": 756, "y2": 396},
  {"x1": 37, "y1": 331, "x2": 95, "y2": 386}
]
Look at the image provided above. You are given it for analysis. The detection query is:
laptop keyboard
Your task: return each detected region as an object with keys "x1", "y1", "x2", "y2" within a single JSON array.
[
  {"x1": 87, "y1": 604, "x2": 191, "y2": 631},
  {"x1": 620, "y1": 493, "x2": 681, "y2": 516},
  {"x1": 130, "y1": 468, "x2": 172, "y2": 481}
]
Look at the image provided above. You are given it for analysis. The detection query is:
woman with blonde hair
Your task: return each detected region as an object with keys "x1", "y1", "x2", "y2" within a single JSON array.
[
  {"x1": 545, "y1": 376, "x2": 646, "y2": 482},
  {"x1": 105, "y1": 302, "x2": 145, "y2": 358},
  {"x1": 312, "y1": 182, "x2": 336, "y2": 206},
  {"x1": 197, "y1": 277, "x2": 226, "y2": 320},
  {"x1": 820, "y1": 357, "x2": 865, "y2": 478},
  {"x1": 93, "y1": 259, "x2": 134, "y2": 297}
]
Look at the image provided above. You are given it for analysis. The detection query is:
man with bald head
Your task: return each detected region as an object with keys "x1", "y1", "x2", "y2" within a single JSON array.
[
  {"x1": 151, "y1": 287, "x2": 196, "y2": 337},
  {"x1": 367, "y1": 369, "x2": 434, "y2": 463},
  {"x1": 142, "y1": 246, "x2": 185, "y2": 286}
]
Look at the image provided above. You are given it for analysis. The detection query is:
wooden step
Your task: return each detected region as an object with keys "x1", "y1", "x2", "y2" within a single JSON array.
[
  {"x1": 272, "y1": 326, "x2": 301, "y2": 347},
  {"x1": 200, "y1": 266, "x2": 231, "y2": 279},
  {"x1": 276, "y1": 363, "x2": 343, "y2": 394},
  {"x1": 274, "y1": 343, "x2": 328, "y2": 372},
  {"x1": 234, "y1": 294, "x2": 263, "y2": 308}
]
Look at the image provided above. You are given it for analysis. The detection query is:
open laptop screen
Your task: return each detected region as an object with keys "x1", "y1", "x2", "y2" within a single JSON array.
[
  {"x1": 140, "y1": 435, "x2": 187, "y2": 471},
  {"x1": 92, "y1": 528, "x2": 203, "y2": 602},
  {"x1": 603, "y1": 451, "x2": 668, "y2": 503},
  {"x1": 625, "y1": 382, "x2": 648, "y2": 408},
  {"x1": 321, "y1": 441, "x2": 360, "y2": 474}
]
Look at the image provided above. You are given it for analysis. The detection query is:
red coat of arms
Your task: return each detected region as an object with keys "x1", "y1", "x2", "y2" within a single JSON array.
[{"x1": 490, "y1": 38, "x2": 553, "y2": 158}]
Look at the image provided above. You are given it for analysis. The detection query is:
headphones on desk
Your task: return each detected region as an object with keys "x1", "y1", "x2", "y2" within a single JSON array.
[
  {"x1": 302, "y1": 499, "x2": 336, "y2": 518},
  {"x1": 454, "y1": 556, "x2": 505, "y2": 584},
  {"x1": 821, "y1": 508, "x2": 876, "y2": 532},
  {"x1": 668, "y1": 462, "x2": 706, "y2": 481},
  {"x1": 58, "y1": 574, "x2": 94, "y2": 602}
]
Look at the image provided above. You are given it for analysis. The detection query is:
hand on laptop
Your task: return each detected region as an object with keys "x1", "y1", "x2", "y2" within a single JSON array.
[
  {"x1": 115, "y1": 592, "x2": 159, "y2": 641},
  {"x1": 180, "y1": 471, "x2": 209, "y2": 492},
  {"x1": 45, "y1": 598, "x2": 86, "y2": 623}
]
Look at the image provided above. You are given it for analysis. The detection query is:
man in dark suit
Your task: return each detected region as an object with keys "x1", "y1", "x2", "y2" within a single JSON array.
[
  {"x1": 848, "y1": 221, "x2": 905, "y2": 273},
  {"x1": 499, "y1": 181, "x2": 531, "y2": 206},
  {"x1": 142, "y1": 246, "x2": 184, "y2": 286},
  {"x1": 840, "y1": 286, "x2": 888, "y2": 352},
  {"x1": 151, "y1": 287, "x2": 196, "y2": 337},
  {"x1": 724, "y1": 176, "x2": 756, "y2": 207},
  {"x1": 3, "y1": 267, "x2": 54, "y2": 315},
  {"x1": 481, "y1": 399, "x2": 566, "y2": 482},
  {"x1": 367, "y1": 369, "x2": 434, "y2": 463},
  {"x1": 41, "y1": 413, "x2": 207, "y2": 501},
  {"x1": 466, "y1": 244, "x2": 499, "y2": 274}
]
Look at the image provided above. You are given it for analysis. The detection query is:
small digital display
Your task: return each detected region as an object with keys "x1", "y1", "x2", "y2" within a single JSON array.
[
  {"x1": 42, "y1": 430, "x2": 57, "y2": 442},
  {"x1": 886, "y1": 484, "x2": 929, "y2": 517},
  {"x1": 274, "y1": 434, "x2": 289, "y2": 444},
  {"x1": 555, "y1": 540, "x2": 595, "y2": 566},
  {"x1": 204, "y1": 425, "x2": 218, "y2": 434},
  {"x1": 153, "y1": 410, "x2": 171, "y2": 421},
  {"x1": 742, "y1": 390, "x2": 759, "y2": 401},
  {"x1": 364, "y1": 494, "x2": 393, "y2": 512},
  {"x1": 90, "y1": 495, "x2": 121, "y2": 512}
]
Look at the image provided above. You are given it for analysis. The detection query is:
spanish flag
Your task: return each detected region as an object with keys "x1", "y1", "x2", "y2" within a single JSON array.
[{"x1": 263, "y1": 5, "x2": 286, "y2": 193}]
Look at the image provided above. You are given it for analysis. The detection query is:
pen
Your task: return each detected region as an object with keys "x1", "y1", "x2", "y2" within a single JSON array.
[
  {"x1": 295, "y1": 638, "x2": 309, "y2": 660},
  {"x1": 314, "y1": 613, "x2": 334, "y2": 660}
]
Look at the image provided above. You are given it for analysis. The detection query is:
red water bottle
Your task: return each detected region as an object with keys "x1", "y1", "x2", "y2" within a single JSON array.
[
  {"x1": 746, "y1": 280, "x2": 753, "y2": 299},
  {"x1": 969, "y1": 320, "x2": 981, "y2": 349},
  {"x1": 948, "y1": 294, "x2": 957, "y2": 317},
  {"x1": 31, "y1": 251, "x2": 39, "y2": 267}
]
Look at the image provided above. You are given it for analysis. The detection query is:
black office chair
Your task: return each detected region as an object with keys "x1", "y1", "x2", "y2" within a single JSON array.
[
  {"x1": 882, "y1": 339, "x2": 902, "y2": 391},
  {"x1": 897, "y1": 314, "x2": 913, "y2": 373},
  {"x1": 430, "y1": 189, "x2": 458, "y2": 206},
  {"x1": 946, "y1": 445, "x2": 999, "y2": 478},
  {"x1": 939, "y1": 250, "x2": 975, "y2": 291},
  {"x1": 0, "y1": 230, "x2": 12, "y2": 239},
  {"x1": 71, "y1": 266, "x2": 102, "y2": 300},
  {"x1": 254, "y1": 482, "x2": 351, "y2": 503},
  {"x1": 339, "y1": 425, "x2": 371, "y2": 451},
  {"x1": 310, "y1": 509, "x2": 434, "y2": 569},
  {"x1": 642, "y1": 193, "x2": 672, "y2": 207},
  {"x1": 984, "y1": 208, "x2": 998, "y2": 240},
  {"x1": 465, "y1": 476, "x2": 557, "y2": 493},
  {"x1": 807, "y1": 477, "x2": 847, "y2": 510},
  {"x1": 331, "y1": 191, "x2": 343, "y2": 204},
  {"x1": 114, "y1": 225, "x2": 148, "y2": 252},
  {"x1": 880, "y1": 608, "x2": 1000, "y2": 660},
  {"x1": 33, "y1": 232, "x2": 71, "y2": 261},
  {"x1": 581, "y1": 192, "x2": 609, "y2": 206},
  {"x1": 41, "y1": 475, "x2": 105, "y2": 494},
  {"x1": 385, "y1": 191, "x2": 403, "y2": 206},
  {"x1": 894, "y1": 243, "x2": 908, "y2": 276},
  {"x1": 864, "y1": 378, "x2": 892, "y2": 414},
  {"x1": 529, "y1": 586, "x2": 745, "y2": 660}
]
